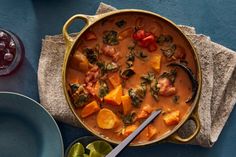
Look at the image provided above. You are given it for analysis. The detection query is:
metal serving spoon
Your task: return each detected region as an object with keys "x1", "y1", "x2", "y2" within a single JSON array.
[{"x1": 106, "y1": 109, "x2": 162, "y2": 157}]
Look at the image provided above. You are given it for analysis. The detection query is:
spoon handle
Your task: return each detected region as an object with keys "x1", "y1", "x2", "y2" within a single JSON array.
[{"x1": 106, "y1": 109, "x2": 162, "y2": 157}]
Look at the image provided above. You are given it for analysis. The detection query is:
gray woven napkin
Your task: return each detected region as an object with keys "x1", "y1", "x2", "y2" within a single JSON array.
[{"x1": 37, "y1": 2, "x2": 236, "y2": 147}]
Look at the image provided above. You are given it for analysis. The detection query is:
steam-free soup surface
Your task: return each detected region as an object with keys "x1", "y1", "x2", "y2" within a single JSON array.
[{"x1": 66, "y1": 13, "x2": 197, "y2": 144}]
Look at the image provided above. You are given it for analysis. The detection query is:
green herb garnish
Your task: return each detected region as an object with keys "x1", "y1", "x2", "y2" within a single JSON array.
[
  {"x1": 70, "y1": 83, "x2": 80, "y2": 93},
  {"x1": 150, "y1": 79, "x2": 160, "y2": 101},
  {"x1": 103, "y1": 30, "x2": 119, "y2": 45},
  {"x1": 121, "y1": 68, "x2": 135, "y2": 79},
  {"x1": 125, "y1": 43, "x2": 137, "y2": 68},
  {"x1": 161, "y1": 44, "x2": 176, "y2": 58},
  {"x1": 141, "y1": 72, "x2": 155, "y2": 84},
  {"x1": 126, "y1": 52, "x2": 135, "y2": 68},
  {"x1": 140, "y1": 72, "x2": 160, "y2": 101},
  {"x1": 96, "y1": 61, "x2": 106, "y2": 75},
  {"x1": 83, "y1": 48, "x2": 98, "y2": 64},
  {"x1": 69, "y1": 83, "x2": 90, "y2": 108},
  {"x1": 121, "y1": 112, "x2": 136, "y2": 125},
  {"x1": 98, "y1": 81, "x2": 109, "y2": 98},
  {"x1": 73, "y1": 93, "x2": 90, "y2": 108},
  {"x1": 97, "y1": 61, "x2": 119, "y2": 75},
  {"x1": 157, "y1": 34, "x2": 173, "y2": 45},
  {"x1": 115, "y1": 19, "x2": 127, "y2": 28},
  {"x1": 128, "y1": 85, "x2": 146, "y2": 107},
  {"x1": 160, "y1": 69, "x2": 177, "y2": 84},
  {"x1": 106, "y1": 62, "x2": 119, "y2": 72}
]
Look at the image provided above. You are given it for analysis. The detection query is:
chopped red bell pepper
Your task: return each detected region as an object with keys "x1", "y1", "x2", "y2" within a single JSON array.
[{"x1": 142, "y1": 34, "x2": 155, "y2": 43}]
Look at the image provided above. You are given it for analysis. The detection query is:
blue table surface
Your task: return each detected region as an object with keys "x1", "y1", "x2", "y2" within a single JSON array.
[{"x1": 0, "y1": 0, "x2": 236, "y2": 156}]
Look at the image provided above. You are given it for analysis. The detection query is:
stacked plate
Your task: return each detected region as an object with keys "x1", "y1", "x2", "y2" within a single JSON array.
[{"x1": 0, "y1": 92, "x2": 63, "y2": 157}]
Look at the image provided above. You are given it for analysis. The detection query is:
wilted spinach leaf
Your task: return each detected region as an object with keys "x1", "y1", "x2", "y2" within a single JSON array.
[
  {"x1": 161, "y1": 44, "x2": 176, "y2": 58},
  {"x1": 141, "y1": 72, "x2": 155, "y2": 84},
  {"x1": 160, "y1": 69, "x2": 177, "y2": 84},
  {"x1": 83, "y1": 48, "x2": 98, "y2": 64},
  {"x1": 121, "y1": 112, "x2": 136, "y2": 125},
  {"x1": 128, "y1": 84, "x2": 147, "y2": 107},
  {"x1": 98, "y1": 81, "x2": 109, "y2": 98},
  {"x1": 115, "y1": 19, "x2": 127, "y2": 28},
  {"x1": 97, "y1": 61, "x2": 119, "y2": 75},
  {"x1": 150, "y1": 79, "x2": 160, "y2": 101},
  {"x1": 157, "y1": 34, "x2": 173, "y2": 45},
  {"x1": 103, "y1": 30, "x2": 119, "y2": 45},
  {"x1": 69, "y1": 83, "x2": 90, "y2": 108},
  {"x1": 121, "y1": 69, "x2": 135, "y2": 79},
  {"x1": 106, "y1": 62, "x2": 119, "y2": 72}
]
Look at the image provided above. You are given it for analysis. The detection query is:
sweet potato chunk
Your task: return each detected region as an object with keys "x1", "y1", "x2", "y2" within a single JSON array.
[
  {"x1": 81, "y1": 101, "x2": 100, "y2": 118},
  {"x1": 93, "y1": 81, "x2": 100, "y2": 98},
  {"x1": 121, "y1": 95, "x2": 132, "y2": 115},
  {"x1": 136, "y1": 104, "x2": 153, "y2": 119},
  {"x1": 97, "y1": 108, "x2": 118, "y2": 129},
  {"x1": 163, "y1": 110, "x2": 180, "y2": 126},
  {"x1": 142, "y1": 124, "x2": 158, "y2": 140},
  {"x1": 70, "y1": 52, "x2": 89, "y2": 72},
  {"x1": 150, "y1": 55, "x2": 162, "y2": 73},
  {"x1": 108, "y1": 73, "x2": 121, "y2": 88},
  {"x1": 104, "y1": 85, "x2": 122, "y2": 105},
  {"x1": 123, "y1": 124, "x2": 138, "y2": 136},
  {"x1": 146, "y1": 125, "x2": 157, "y2": 140}
]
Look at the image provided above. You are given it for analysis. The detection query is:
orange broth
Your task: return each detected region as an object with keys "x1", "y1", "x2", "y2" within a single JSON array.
[{"x1": 66, "y1": 13, "x2": 197, "y2": 144}]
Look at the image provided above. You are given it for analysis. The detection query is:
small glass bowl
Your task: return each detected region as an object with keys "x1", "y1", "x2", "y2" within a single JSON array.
[{"x1": 0, "y1": 28, "x2": 24, "y2": 76}]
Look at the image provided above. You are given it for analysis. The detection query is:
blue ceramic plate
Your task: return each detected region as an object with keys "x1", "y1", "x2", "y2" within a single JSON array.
[{"x1": 0, "y1": 92, "x2": 64, "y2": 157}]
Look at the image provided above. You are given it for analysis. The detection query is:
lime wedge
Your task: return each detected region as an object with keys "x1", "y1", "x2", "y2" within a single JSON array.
[
  {"x1": 89, "y1": 151, "x2": 104, "y2": 157},
  {"x1": 83, "y1": 154, "x2": 89, "y2": 157},
  {"x1": 67, "y1": 142, "x2": 85, "y2": 157},
  {"x1": 86, "y1": 140, "x2": 112, "y2": 156}
]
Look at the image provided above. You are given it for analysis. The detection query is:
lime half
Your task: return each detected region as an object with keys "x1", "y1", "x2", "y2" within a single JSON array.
[
  {"x1": 67, "y1": 142, "x2": 85, "y2": 157},
  {"x1": 83, "y1": 154, "x2": 89, "y2": 157},
  {"x1": 86, "y1": 140, "x2": 112, "y2": 157}
]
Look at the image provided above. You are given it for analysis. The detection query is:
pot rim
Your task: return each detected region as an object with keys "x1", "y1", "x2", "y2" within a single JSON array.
[{"x1": 62, "y1": 9, "x2": 202, "y2": 146}]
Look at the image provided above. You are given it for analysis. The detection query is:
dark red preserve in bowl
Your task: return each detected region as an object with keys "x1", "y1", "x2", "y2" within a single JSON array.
[{"x1": 0, "y1": 28, "x2": 24, "y2": 76}]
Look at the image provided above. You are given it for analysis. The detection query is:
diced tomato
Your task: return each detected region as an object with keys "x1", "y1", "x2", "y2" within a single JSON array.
[
  {"x1": 148, "y1": 43, "x2": 157, "y2": 52},
  {"x1": 133, "y1": 29, "x2": 145, "y2": 40},
  {"x1": 132, "y1": 33, "x2": 138, "y2": 40},
  {"x1": 142, "y1": 34, "x2": 155, "y2": 43},
  {"x1": 145, "y1": 32, "x2": 152, "y2": 37},
  {"x1": 133, "y1": 29, "x2": 158, "y2": 52},
  {"x1": 138, "y1": 40, "x2": 149, "y2": 48}
]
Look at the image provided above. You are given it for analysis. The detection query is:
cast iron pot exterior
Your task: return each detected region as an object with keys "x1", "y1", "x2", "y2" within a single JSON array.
[{"x1": 62, "y1": 9, "x2": 202, "y2": 146}]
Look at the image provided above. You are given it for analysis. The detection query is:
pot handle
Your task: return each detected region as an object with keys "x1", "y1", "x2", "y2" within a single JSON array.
[
  {"x1": 62, "y1": 14, "x2": 95, "y2": 49},
  {"x1": 170, "y1": 113, "x2": 200, "y2": 143}
]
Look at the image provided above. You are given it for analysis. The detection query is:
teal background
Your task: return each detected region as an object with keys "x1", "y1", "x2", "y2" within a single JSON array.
[{"x1": 0, "y1": 0, "x2": 235, "y2": 156}]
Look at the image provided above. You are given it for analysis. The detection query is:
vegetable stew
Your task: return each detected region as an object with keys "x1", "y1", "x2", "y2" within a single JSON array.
[{"x1": 66, "y1": 13, "x2": 198, "y2": 144}]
